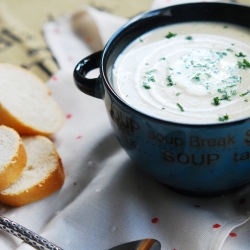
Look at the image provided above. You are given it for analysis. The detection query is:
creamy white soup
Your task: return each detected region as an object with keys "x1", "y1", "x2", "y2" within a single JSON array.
[{"x1": 112, "y1": 22, "x2": 250, "y2": 124}]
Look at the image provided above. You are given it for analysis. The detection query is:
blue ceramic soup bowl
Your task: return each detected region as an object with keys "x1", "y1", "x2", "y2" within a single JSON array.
[{"x1": 74, "y1": 2, "x2": 250, "y2": 197}]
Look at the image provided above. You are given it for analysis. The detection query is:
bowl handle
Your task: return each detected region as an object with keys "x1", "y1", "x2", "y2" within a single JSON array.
[{"x1": 73, "y1": 50, "x2": 104, "y2": 99}]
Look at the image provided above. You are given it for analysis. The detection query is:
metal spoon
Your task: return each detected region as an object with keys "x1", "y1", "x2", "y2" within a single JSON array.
[{"x1": 0, "y1": 216, "x2": 161, "y2": 250}]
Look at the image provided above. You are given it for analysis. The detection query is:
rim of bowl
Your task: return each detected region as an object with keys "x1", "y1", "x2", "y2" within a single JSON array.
[{"x1": 101, "y1": 2, "x2": 250, "y2": 128}]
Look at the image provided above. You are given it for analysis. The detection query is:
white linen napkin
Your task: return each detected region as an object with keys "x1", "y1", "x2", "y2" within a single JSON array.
[
  {"x1": 0, "y1": 1, "x2": 249, "y2": 250},
  {"x1": 13, "y1": 71, "x2": 250, "y2": 250},
  {"x1": 42, "y1": 6, "x2": 127, "y2": 72}
]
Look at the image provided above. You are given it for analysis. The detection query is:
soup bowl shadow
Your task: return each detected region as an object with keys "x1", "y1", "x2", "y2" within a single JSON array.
[{"x1": 74, "y1": 2, "x2": 250, "y2": 197}]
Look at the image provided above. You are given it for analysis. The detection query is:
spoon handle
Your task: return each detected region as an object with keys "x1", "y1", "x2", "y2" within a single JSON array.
[{"x1": 0, "y1": 216, "x2": 63, "y2": 250}]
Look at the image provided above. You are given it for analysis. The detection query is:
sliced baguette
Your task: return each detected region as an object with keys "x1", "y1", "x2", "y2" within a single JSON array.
[
  {"x1": 0, "y1": 63, "x2": 64, "y2": 136},
  {"x1": 0, "y1": 125, "x2": 27, "y2": 190},
  {"x1": 0, "y1": 135, "x2": 65, "y2": 206}
]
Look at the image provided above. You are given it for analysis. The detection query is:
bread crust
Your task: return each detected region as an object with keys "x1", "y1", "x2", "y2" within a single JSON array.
[
  {"x1": 0, "y1": 63, "x2": 65, "y2": 206},
  {"x1": 0, "y1": 126, "x2": 27, "y2": 190},
  {"x1": 0, "y1": 103, "x2": 41, "y2": 136},
  {"x1": 0, "y1": 63, "x2": 64, "y2": 136},
  {"x1": 0, "y1": 156, "x2": 65, "y2": 207}
]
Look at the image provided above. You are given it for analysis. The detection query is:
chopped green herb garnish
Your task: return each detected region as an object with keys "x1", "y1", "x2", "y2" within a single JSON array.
[
  {"x1": 226, "y1": 48, "x2": 233, "y2": 52},
  {"x1": 165, "y1": 32, "x2": 177, "y2": 39},
  {"x1": 146, "y1": 69, "x2": 157, "y2": 74},
  {"x1": 177, "y1": 103, "x2": 184, "y2": 112},
  {"x1": 186, "y1": 36, "x2": 193, "y2": 40},
  {"x1": 220, "y1": 93, "x2": 231, "y2": 101},
  {"x1": 148, "y1": 76, "x2": 155, "y2": 82},
  {"x1": 193, "y1": 63, "x2": 208, "y2": 68},
  {"x1": 205, "y1": 73, "x2": 211, "y2": 78},
  {"x1": 231, "y1": 90, "x2": 237, "y2": 96},
  {"x1": 167, "y1": 76, "x2": 175, "y2": 86},
  {"x1": 230, "y1": 76, "x2": 242, "y2": 83},
  {"x1": 238, "y1": 59, "x2": 250, "y2": 69},
  {"x1": 142, "y1": 83, "x2": 151, "y2": 89},
  {"x1": 244, "y1": 59, "x2": 250, "y2": 67},
  {"x1": 238, "y1": 61, "x2": 246, "y2": 69},
  {"x1": 213, "y1": 97, "x2": 220, "y2": 106},
  {"x1": 244, "y1": 99, "x2": 248, "y2": 102},
  {"x1": 224, "y1": 25, "x2": 228, "y2": 28},
  {"x1": 162, "y1": 107, "x2": 165, "y2": 110},
  {"x1": 176, "y1": 92, "x2": 181, "y2": 96},
  {"x1": 160, "y1": 57, "x2": 166, "y2": 61},
  {"x1": 192, "y1": 73, "x2": 201, "y2": 82},
  {"x1": 216, "y1": 52, "x2": 227, "y2": 57},
  {"x1": 213, "y1": 90, "x2": 233, "y2": 105},
  {"x1": 235, "y1": 52, "x2": 246, "y2": 57},
  {"x1": 240, "y1": 90, "x2": 250, "y2": 97},
  {"x1": 219, "y1": 114, "x2": 229, "y2": 122},
  {"x1": 139, "y1": 38, "x2": 143, "y2": 42}
]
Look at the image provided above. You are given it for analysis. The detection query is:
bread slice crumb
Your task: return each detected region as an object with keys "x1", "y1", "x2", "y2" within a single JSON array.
[
  {"x1": 0, "y1": 63, "x2": 64, "y2": 135},
  {"x1": 0, "y1": 125, "x2": 27, "y2": 190},
  {"x1": 0, "y1": 135, "x2": 65, "y2": 206}
]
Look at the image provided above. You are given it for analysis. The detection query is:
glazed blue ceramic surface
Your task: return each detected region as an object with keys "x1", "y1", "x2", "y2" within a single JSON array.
[{"x1": 74, "y1": 2, "x2": 250, "y2": 196}]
